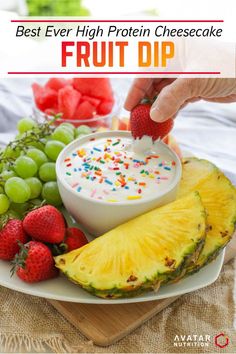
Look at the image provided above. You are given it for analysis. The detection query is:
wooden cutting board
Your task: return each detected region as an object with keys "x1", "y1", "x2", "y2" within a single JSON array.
[{"x1": 49, "y1": 236, "x2": 236, "y2": 347}]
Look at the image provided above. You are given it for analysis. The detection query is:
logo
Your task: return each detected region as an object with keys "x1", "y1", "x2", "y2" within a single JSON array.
[
  {"x1": 214, "y1": 333, "x2": 229, "y2": 348},
  {"x1": 173, "y1": 334, "x2": 211, "y2": 348}
]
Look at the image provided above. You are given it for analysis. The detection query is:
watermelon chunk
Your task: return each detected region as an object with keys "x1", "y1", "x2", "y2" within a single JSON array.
[
  {"x1": 81, "y1": 95, "x2": 101, "y2": 108},
  {"x1": 44, "y1": 108, "x2": 59, "y2": 116},
  {"x1": 32, "y1": 83, "x2": 58, "y2": 112},
  {"x1": 45, "y1": 78, "x2": 71, "y2": 91},
  {"x1": 73, "y1": 101, "x2": 96, "y2": 120},
  {"x1": 58, "y1": 86, "x2": 81, "y2": 119},
  {"x1": 73, "y1": 78, "x2": 113, "y2": 101},
  {"x1": 97, "y1": 100, "x2": 114, "y2": 115}
]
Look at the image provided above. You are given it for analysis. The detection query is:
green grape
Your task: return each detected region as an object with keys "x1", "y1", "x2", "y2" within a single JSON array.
[
  {"x1": 0, "y1": 170, "x2": 17, "y2": 181},
  {"x1": 76, "y1": 125, "x2": 92, "y2": 138},
  {"x1": 17, "y1": 117, "x2": 37, "y2": 134},
  {"x1": 42, "y1": 181, "x2": 62, "y2": 207},
  {"x1": 0, "y1": 194, "x2": 10, "y2": 214},
  {"x1": 39, "y1": 162, "x2": 56, "y2": 182},
  {"x1": 26, "y1": 148, "x2": 48, "y2": 167},
  {"x1": 40, "y1": 138, "x2": 49, "y2": 144},
  {"x1": 10, "y1": 201, "x2": 29, "y2": 216},
  {"x1": 51, "y1": 127, "x2": 74, "y2": 145},
  {"x1": 14, "y1": 156, "x2": 38, "y2": 178},
  {"x1": 5, "y1": 177, "x2": 31, "y2": 203},
  {"x1": 60, "y1": 123, "x2": 75, "y2": 135},
  {"x1": 0, "y1": 186, "x2": 4, "y2": 193},
  {"x1": 0, "y1": 161, "x2": 3, "y2": 173},
  {"x1": 25, "y1": 177, "x2": 43, "y2": 199},
  {"x1": 60, "y1": 122, "x2": 75, "y2": 131},
  {"x1": 2, "y1": 146, "x2": 21, "y2": 159},
  {"x1": 28, "y1": 140, "x2": 46, "y2": 151},
  {"x1": 44, "y1": 140, "x2": 66, "y2": 161}
]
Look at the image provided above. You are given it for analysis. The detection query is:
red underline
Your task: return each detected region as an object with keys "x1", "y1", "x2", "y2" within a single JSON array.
[
  {"x1": 8, "y1": 71, "x2": 221, "y2": 75},
  {"x1": 11, "y1": 20, "x2": 224, "y2": 23}
]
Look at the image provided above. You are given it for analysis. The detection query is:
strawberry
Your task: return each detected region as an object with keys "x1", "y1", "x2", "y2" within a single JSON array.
[
  {"x1": 23, "y1": 206, "x2": 65, "y2": 244},
  {"x1": 0, "y1": 219, "x2": 27, "y2": 261},
  {"x1": 12, "y1": 241, "x2": 58, "y2": 283},
  {"x1": 64, "y1": 227, "x2": 88, "y2": 252},
  {"x1": 130, "y1": 103, "x2": 174, "y2": 141}
]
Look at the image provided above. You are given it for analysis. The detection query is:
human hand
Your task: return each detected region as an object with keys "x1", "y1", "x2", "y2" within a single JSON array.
[{"x1": 124, "y1": 78, "x2": 236, "y2": 122}]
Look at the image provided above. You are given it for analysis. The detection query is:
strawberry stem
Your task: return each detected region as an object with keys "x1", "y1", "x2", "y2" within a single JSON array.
[
  {"x1": 45, "y1": 242, "x2": 68, "y2": 256},
  {"x1": 0, "y1": 214, "x2": 10, "y2": 231},
  {"x1": 10, "y1": 241, "x2": 29, "y2": 277},
  {"x1": 23, "y1": 199, "x2": 47, "y2": 217}
]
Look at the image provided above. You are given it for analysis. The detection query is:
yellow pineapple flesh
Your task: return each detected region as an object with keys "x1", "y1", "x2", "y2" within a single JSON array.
[
  {"x1": 178, "y1": 158, "x2": 236, "y2": 272},
  {"x1": 55, "y1": 192, "x2": 206, "y2": 298}
]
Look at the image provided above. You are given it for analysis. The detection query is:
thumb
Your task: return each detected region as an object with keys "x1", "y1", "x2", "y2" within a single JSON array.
[{"x1": 150, "y1": 79, "x2": 192, "y2": 122}]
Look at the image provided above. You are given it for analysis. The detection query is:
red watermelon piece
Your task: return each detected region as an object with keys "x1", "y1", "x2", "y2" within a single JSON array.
[
  {"x1": 44, "y1": 108, "x2": 59, "y2": 116},
  {"x1": 32, "y1": 83, "x2": 58, "y2": 112},
  {"x1": 73, "y1": 78, "x2": 113, "y2": 101},
  {"x1": 73, "y1": 101, "x2": 96, "y2": 120},
  {"x1": 81, "y1": 95, "x2": 101, "y2": 108},
  {"x1": 58, "y1": 86, "x2": 81, "y2": 119},
  {"x1": 45, "y1": 78, "x2": 71, "y2": 91},
  {"x1": 97, "y1": 100, "x2": 114, "y2": 115}
]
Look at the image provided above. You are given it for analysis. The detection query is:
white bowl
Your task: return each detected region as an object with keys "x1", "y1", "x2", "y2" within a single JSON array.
[{"x1": 56, "y1": 131, "x2": 182, "y2": 236}]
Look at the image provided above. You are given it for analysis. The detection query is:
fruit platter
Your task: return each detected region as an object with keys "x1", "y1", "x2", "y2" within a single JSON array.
[{"x1": 0, "y1": 78, "x2": 236, "y2": 304}]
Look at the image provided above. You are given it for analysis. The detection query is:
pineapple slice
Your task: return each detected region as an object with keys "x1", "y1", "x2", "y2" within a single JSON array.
[
  {"x1": 178, "y1": 158, "x2": 236, "y2": 272},
  {"x1": 180, "y1": 158, "x2": 215, "y2": 193},
  {"x1": 55, "y1": 192, "x2": 206, "y2": 299}
]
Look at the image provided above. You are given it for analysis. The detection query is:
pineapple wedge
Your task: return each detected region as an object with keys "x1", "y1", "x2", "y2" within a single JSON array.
[
  {"x1": 180, "y1": 158, "x2": 215, "y2": 193},
  {"x1": 55, "y1": 192, "x2": 206, "y2": 299},
  {"x1": 178, "y1": 158, "x2": 236, "y2": 272}
]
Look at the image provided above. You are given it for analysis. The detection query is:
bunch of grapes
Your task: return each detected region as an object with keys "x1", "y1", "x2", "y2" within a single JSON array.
[{"x1": 0, "y1": 117, "x2": 92, "y2": 219}]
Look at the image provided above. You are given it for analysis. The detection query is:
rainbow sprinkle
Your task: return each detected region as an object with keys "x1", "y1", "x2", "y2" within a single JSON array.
[{"x1": 63, "y1": 137, "x2": 176, "y2": 203}]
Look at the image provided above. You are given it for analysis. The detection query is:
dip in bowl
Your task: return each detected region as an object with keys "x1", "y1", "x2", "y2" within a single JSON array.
[{"x1": 56, "y1": 131, "x2": 182, "y2": 235}]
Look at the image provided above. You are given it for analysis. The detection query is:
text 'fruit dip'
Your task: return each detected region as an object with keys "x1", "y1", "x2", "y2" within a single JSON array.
[{"x1": 62, "y1": 136, "x2": 177, "y2": 202}]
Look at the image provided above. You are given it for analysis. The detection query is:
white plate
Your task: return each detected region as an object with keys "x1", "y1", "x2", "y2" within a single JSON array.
[
  {"x1": 0, "y1": 210, "x2": 225, "y2": 304},
  {"x1": 0, "y1": 251, "x2": 224, "y2": 304},
  {"x1": 0, "y1": 148, "x2": 225, "y2": 304}
]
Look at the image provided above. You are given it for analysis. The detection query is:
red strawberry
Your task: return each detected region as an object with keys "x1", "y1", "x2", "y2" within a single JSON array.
[
  {"x1": 130, "y1": 103, "x2": 174, "y2": 141},
  {"x1": 0, "y1": 219, "x2": 27, "y2": 261},
  {"x1": 13, "y1": 241, "x2": 58, "y2": 283},
  {"x1": 23, "y1": 206, "x2": 65, "y2": 244},
  {"x1": 64, "y1": 227, "x2": 88, "y2": 252}
]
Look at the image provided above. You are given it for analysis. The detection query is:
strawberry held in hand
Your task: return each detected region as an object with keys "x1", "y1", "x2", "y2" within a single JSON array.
[
  {"x1": 130, "y1": 103, "x2": 174, "y2": 141},
  {"x1": 65, "y1": 227, "x2": 88, "y2": 252},
  {"x1": 0, "y1": 219, "x2": 27, "y2": 260},
  {"x1": 23, "y1": 205, "x2": 65, "y2": 244},
  {"x1": 12, "y1": 241, "x2": 58, "y2": 283}
]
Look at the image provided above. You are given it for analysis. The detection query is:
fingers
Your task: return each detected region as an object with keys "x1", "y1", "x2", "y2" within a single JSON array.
[
  {"x1": 124, "y1": 78, "x2": 176, "y2": 111},
  {"x1": 204, "y1": 94, "x2": 236, "y2": 103},
  {"x1": 124, "y1": 78, "x2": 160, "y2": 111},
  {"x1": 150, "y1": 79, "x2": 193, "y2": 122}
]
